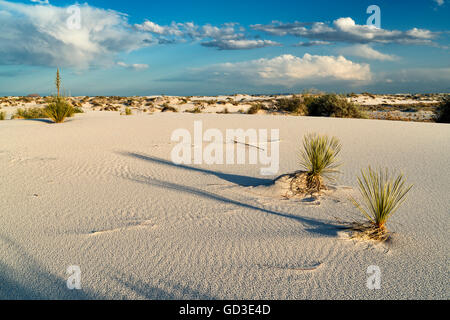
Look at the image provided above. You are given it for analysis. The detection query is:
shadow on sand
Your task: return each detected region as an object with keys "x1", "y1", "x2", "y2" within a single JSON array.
[
  {"x1": 0, "y1": 234, "x2": 98, "y2": 300},
  {"x1": 0, "y1": 234, "x2": 212, "y2": 300},
  {"x1": 124, "y1": 173, "x2": 340, "y2": 238},
  {"x1": 110, "y1": 272, "x2": 216, "y2": 300},
  {"x1": 119, "y1": 151, "x2": 273, "y2": 187},
  {"x1": 22, "y1": 118, "x2": 78, "y2": 124}
]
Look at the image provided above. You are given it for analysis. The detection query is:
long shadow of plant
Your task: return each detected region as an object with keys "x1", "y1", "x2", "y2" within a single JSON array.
[
  {"x1": 126, "y1": 174, "x2": 340, "y2": 238},
  {"x1": 119, "y1": 151, "x2": 273, "y2": 187},
  {"x1": 110, "y1": 272, "x2": 216, "y2": 300},
  {"x1": 0, "y1": 234, "x2": 99, "y2": 300}
]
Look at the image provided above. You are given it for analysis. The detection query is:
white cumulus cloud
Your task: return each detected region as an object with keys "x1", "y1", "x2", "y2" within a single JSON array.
[
  {"x1": 187, "y1": 54, "x2": 371, "y2": 87},
  {"x1": 0, "y1": 0, "x2": 151, "y2": 68}
]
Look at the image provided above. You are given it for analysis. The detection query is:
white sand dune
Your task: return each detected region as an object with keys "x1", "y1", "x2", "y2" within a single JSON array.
[{"x1": 0, "y1": 112, "x2": 448, "y2": 299}]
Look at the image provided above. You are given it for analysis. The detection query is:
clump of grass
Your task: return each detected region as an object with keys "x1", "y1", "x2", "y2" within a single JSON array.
[
  {"x1": 124, "y1": 107, "x2": 132, "y2": 115},
  {"x1": 350, "y1": 167, "x2": 412, "y2": 240},
  {"x1": 44, "y1": 96, "x2": 74, "y2": 123},
  {"x1": 13, "y1": 107, "x2": 48, "y2": 119},
  {"x1": 436, "y1": 98, "x2": 450, "y2": 123},
  {"x1": 299, "y1": 133, "x2": 342, "y2": 191},
  {"x1": 307, "y1": 94, "x2": 364, "y2": 118},
  {"x1": 0, "y1": 111, "x2": 5, "y2": 120},
  {"x1": 276, "y1": 95, "x2": 307, "y2": 114}
]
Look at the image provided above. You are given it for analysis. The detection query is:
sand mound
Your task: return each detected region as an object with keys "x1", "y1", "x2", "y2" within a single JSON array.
[{"x1": 250, "y1": 171, "x2": 332, "y2": 199}]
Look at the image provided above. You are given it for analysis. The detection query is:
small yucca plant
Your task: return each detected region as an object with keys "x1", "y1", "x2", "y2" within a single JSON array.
[
  {"x1": 351, "y1": 167, "x2": 413, "y2": 232},
  {"x1": 299, "y1": 133, "x2": 342, "y2": 191},
  {"x1": 44, "y1": 96, "x2": 73, "y2": 123}
]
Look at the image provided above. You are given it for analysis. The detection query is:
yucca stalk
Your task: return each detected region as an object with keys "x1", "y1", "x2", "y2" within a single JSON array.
[
  {"x1": 351, "y1": 167, "x2": 413, "y2": 230},
  {"x1": 299, "y1": 133, "x2": 342, "y2": 191},
  {"x1": 56, "y1": 68, "x2": 61, "y2": 97}
]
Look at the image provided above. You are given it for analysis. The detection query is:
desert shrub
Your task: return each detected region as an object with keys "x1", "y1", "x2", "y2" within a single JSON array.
[
  {"x1": 247, "y1": 103, "x2": 262, "y2": 114},
  {"x1": 161, "y1": 104, "x2": 178, "y2": 112},
  {"x1": 362, "y1": 92, "x2": 376, "y2": 99},
  {"x1": 0, "y1": 111, "x2": 5, "y2": 120},
  {"x1": 351, "y1": 167, "x2": 412, "y2": 236},
  {"x1": 13, "y1": 107, "x2": 48, "y2": 119},
  {"x1": 124, "y1": 107, "x2": 132, "y2": 115},
  {"x1": 299, "y1": 133, "x2": 342, "y2": 191},
  {"x1": 73, "y1": 107, "x2": 84, "y2": 114},
  {"x1": 306, "y1": 94, "x2": 364, "y2": 118},
  {"x1": 276, "y1": 96, "x2": 307, "y2": 114},
  {"x1": 44, "y1": 96, "x2": 74, "y2": 123},
  {"x1": 186, "y1": 107, "x2": 202, "y2": 113},
  {"x1": 436, "y1": 98, "x2": 450, "y2": 123}
]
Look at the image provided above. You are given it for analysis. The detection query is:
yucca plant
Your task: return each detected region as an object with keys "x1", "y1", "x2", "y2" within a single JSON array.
[
  {"x1": 44, "y1": 69, "x2": 73, "y2": 123},
  {"x1": 44, "y1": 95, "x2": 73, "y2": 123},
  {"x1": 299, "y1": 133, "x2": 342, "y2": 191},
  {"x1": 351, "y1": 167, "x2": 413, "y2": 233}
]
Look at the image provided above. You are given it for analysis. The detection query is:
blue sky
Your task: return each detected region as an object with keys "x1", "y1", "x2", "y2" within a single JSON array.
[{"x1": 0, "y1": 0, "x2": 449, "y2": 96}]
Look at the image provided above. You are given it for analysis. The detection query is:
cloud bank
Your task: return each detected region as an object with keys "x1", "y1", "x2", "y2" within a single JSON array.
[
  {"x1": 0, "y1": 1, "x2": 150, "y2": 68},
  {"x1": 135, "y1": 20, "x2": 279, "y2": 50},
  {"x1": 252, "y1": 18, "x2": 438, "y2": 45}
]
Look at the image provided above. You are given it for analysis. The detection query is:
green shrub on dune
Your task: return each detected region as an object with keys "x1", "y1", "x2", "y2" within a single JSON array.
[
  {"x1": 13, "y1": 107, "x2": 48, "y2": 119},
  {"x1": 276, "y1": 95, "x2": 307, "y2": 114},
  {"x1": 306, "y1": 93, "x2": 364, "y2": 118}
]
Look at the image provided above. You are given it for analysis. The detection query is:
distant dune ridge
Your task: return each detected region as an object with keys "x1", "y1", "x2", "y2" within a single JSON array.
[{"x1": 0, "y1": 92, "x2": 447, "y2": 122}]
